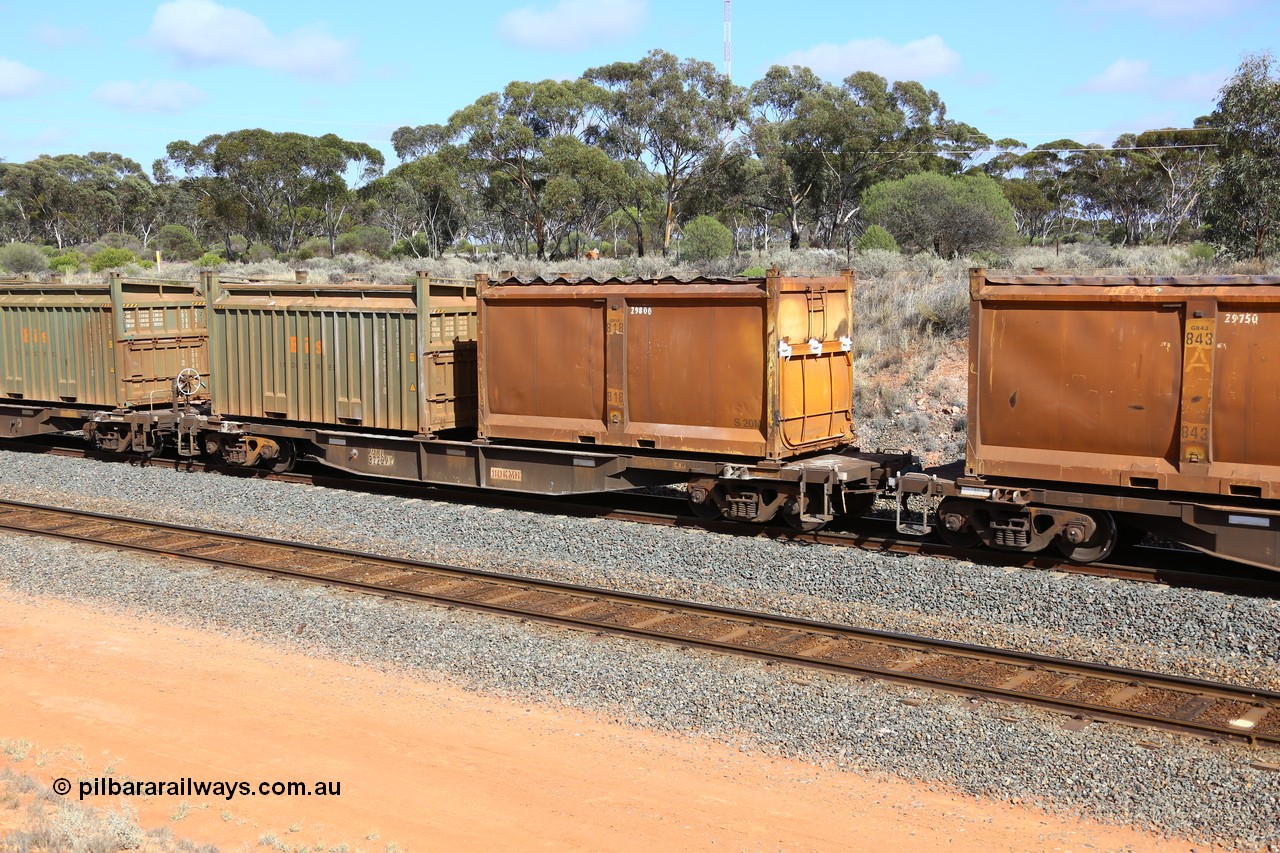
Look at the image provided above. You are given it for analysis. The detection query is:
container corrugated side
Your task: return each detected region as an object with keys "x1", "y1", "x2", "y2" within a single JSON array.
[
  {"x1": 968, "y1": 269, "x2": 1280, "y2": 498},
  {"x1": 0, "y1": 275, "x2": 207, "y2": 407},
  {"x1": 205, "y1": 273, "x2": 476, "y2": 434}
]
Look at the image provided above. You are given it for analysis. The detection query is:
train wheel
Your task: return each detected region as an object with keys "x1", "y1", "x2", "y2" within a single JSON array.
[
  {"x1": 782, "y1": 496, "x2": 826, "y2": 532},
  {"x1": 936, "y1": 498, "x2": 981, "y2": 548},
  {"x1": 688, "y1": 484, "x2": 724, "y2": 520},
  {"x1": 270, "y1": 439, "x2": 297, "y2": 474},
  {"x1": 1056, "y1": 511, "x2": 1118, "y2": 563},
  {"x1": 937, "y1": 523, "x2": 982, "y2": 549}
]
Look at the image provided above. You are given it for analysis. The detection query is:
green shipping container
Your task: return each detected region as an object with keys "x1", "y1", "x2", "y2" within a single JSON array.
[
  {"x1": 0, "y1": 274, "x2": 207, "y2": 407},
  {"x1": 205, "y1": 272, "x2": 477, "y2": 434}
]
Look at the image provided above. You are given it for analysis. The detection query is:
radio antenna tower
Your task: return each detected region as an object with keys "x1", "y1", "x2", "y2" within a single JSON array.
[{"x1": 723, "y1": 0, "x2": 731, "y2": 78}]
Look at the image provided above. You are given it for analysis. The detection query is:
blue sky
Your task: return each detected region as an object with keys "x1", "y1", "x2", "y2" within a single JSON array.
[{"x1": 0, "y1": 0, "x2": 1274, "y2": 174}]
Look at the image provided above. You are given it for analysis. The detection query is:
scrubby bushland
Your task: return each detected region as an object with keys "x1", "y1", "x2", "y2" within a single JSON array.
[
  {"x1": 88, "y1": 247, "x2": 137, "y2": 272},
  {"x1": 863, "y1": 172, "x2": 1016, "y2": 258},
  {"x1": 0, "y1": 243, "x2": 48, "y2": 273}
]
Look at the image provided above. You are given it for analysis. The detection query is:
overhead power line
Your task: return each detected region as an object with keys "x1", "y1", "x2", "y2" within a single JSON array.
[{"x1": 974, "y1": 142, "x2": 1220, "y2": 154}]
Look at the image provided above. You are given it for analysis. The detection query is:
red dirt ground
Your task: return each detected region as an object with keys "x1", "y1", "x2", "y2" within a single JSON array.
[{"x1": 0, "y1": 585, "x2": 1198, "y2": 852}]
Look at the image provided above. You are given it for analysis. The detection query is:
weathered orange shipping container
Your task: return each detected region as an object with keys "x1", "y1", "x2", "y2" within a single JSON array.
[
  {"x1": 968, "y1": 269, "x2": 1280, "y2": 499},
  {"x1": 476, "y1": 270, "x2": 856, "y2": 459}
]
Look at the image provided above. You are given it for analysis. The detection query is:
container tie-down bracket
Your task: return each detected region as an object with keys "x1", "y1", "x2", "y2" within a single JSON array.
[{"x1": 895, "y1": 472, "x2": 937, "y2": 536}]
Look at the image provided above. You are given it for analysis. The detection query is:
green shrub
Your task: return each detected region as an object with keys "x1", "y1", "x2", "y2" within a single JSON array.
[
  {"x1": 681, "y1": 215, "x2": 733, "y2": 262},
  {"x1": 968, "y1": 249, "x2": 1008, "y2": 268},
  {"x1": 1187, "y1": 241, "x2": 1215, "y2": 262},
  {"x1": 856, "y1": 225, "x2": 899, "y2": 253},
  {"x1": 295, "y1": 237, "x2": 330, "y2": 261},
  {"x1": 244, "y1": 243, "x2": 275, "y2": 262},
  {"x1": 337, "y1": 226, "x2": 392, "y2": 257},
  {"x1": 97, "y1": 232, "x2": 142, "y2": 251},
  {"x1": 0, "y1": 243, "x2": 50, "y2": 274},
  {"x1": 390, "y1": 234, "x2": 435, "y2": 258},
  {"x1": 738, "y1": 266, "x2": 768, "y2": 278},
  {"x1": 89, "y1": 247, "x2": 137, "y2": 272},
  {"x1": 209, "y1": 234, "x2": 249, "y2": 260},
  {"x1": 155, "y1": 225, "x2": 203, "y2": 262},
  {"x1": 193, "y1": 252, "x2": 225, "y2": 268},
  {"x1": 49, "y1": 251, "x2": 86, "y2": 274},
  {"x1": 862, "y1": 172, "x2": 1015, "y2": 256}
]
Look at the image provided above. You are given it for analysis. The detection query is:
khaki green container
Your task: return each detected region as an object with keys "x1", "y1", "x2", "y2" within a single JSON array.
[
  {"x1": 0, "y1": 274, "x2": 207, "y2": 407},
  {"x1": 205, "y1": 272, "x2": 477, "y2": 434}
]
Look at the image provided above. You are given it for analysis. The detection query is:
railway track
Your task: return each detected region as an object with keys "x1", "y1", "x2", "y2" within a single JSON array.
[
  {"x1": 4, "y1": 439, "x2": 1280, "y2": 597},
  {"x1": 0, "y1": 497, "x2": 1277, "y2": 748}
]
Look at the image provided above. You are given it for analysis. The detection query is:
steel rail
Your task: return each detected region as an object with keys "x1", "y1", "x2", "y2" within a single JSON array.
[
  {"x1": 3, "y1": 440, "x2": 1279, "y2": 598},
  {"x1": 0, "y1": 497, "x2": 1276, "y2": 747}
]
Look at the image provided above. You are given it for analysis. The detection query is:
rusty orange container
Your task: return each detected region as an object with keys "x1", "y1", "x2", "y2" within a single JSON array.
[
  {"x1": 968, "y1": 269, "x2": 1280, "y2": 499},
  {"x1": 477, "y1": 270, "x2": 856, "y2": 459}
]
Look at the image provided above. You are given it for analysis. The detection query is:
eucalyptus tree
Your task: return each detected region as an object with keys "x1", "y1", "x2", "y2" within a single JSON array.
[
  {"x1": 401, "y1": 78, "x2": 606, "y2": 259},
  {"x1": 0, "y1": 152, "x2": 157, "y2": 248},
  {"x1": 157, "y1": 129, "x2": 383, "y2": 256},
  {"x1": 1205, "y1": 52, "x2": 1280, "y2": 261},
  {"x1": 1134, "y1": 126, "x2": 1217, "y2": 244},
  {"x1": 748, "y1": 65, "x2": 827, "y2": 249},
  {"x1": 985, "y1": 140, "x2": 1085, "y2": 242},
  {"x1": 587, "y1": 49, "x2": 747, "y2": 256},
  {"x1": 1067, "y1": 137, "x2": 1163, "y2": 244},
  {"x1": 796, "y1": 72, "x2": 958, "y2": 249},
  {"x1": 84, "y1": 151, "x2": 161, "y2": 245},
  {"x1": 364, "y1": 153, "x2": 466, "y2": 257}
]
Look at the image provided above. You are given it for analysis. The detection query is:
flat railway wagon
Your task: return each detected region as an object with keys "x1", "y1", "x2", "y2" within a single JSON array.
[
  {"x1": 0, "y1": 273, "x2": 207, "y2": 451},
  {"x1": 180, "y1": 268, "x2": 906, "y2": 529},
  {"x1": 903, "y1": 269, "x2": 1280, "y2": 570}
]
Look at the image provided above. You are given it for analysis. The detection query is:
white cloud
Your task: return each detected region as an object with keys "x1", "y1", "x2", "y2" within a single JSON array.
[
  {"x1": 1164, "y1": 71, "x2": 1226, "y2": 102},
  {"x1": 1080, "y1": 58, "x2": 1151, "y2": 93},
  {"x1": 0, "y1": 58, "x2": 47, "y2": 98},
  {"x1": 147, "y1": 0, "x2": 354, "y2": 81},
  {"x1": 497, "y1": 0, "x2": 646, "y2": 51},
  {"x1": 1081, "y1": 0, "x2": 1249, "y2": 19},
  {"x1": 1078, "y1": 59, "x2": 1226, "y2": 103},
  {"x1": 31, "y1": 24, "x2": 92, "y2": 49},
  {"x1": 93, "y1": 79, "x2": 208, "y2": 113},
  {"x1": 776, "y1": 35, "x2": 961, "y2": 82}
]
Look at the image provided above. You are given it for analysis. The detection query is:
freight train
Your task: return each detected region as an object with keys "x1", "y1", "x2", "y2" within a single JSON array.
[{"x1": 1, "y1": 267, "x2": 1277, "y2": 573}]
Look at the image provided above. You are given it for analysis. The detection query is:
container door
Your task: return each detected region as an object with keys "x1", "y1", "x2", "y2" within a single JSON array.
[{"x1": 775, "y1": 285, "x2": 854, "y2": 450}]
